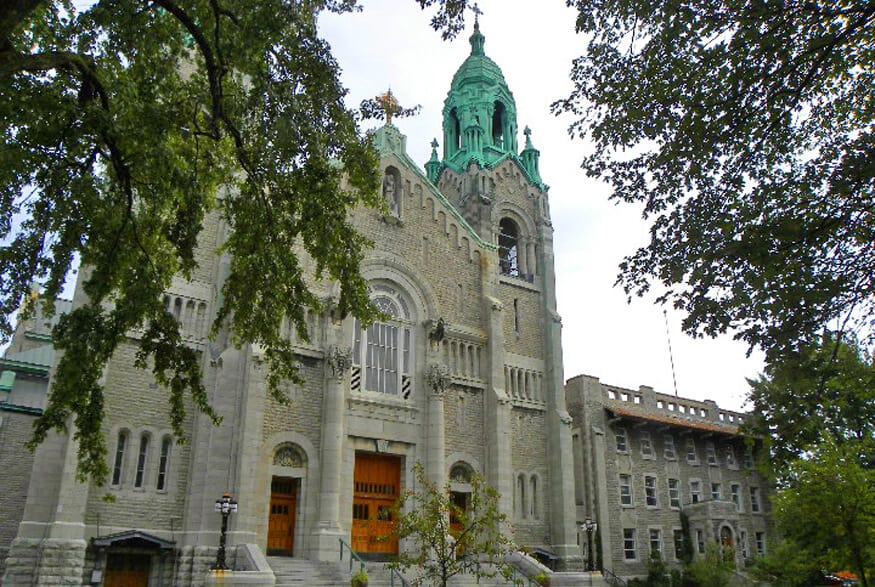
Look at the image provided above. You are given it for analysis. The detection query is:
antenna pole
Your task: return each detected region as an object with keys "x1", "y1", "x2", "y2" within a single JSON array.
[{"x1": 664, "y1": 310, "x2": 679, "y2": 397}]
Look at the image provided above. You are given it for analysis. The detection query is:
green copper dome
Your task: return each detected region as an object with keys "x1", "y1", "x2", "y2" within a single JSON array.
[{"x1": 441, "y1": 22, "x2": 519, "y2": 171}]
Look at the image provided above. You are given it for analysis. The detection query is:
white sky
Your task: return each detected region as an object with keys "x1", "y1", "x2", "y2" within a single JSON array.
[{"x1": 320, "y1": 0, "x2": 765, "y2": 411}]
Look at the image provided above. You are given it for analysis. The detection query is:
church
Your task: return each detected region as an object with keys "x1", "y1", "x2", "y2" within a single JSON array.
[{"x1": 0, "y1": 19, "x2": 769, "y2": 587}]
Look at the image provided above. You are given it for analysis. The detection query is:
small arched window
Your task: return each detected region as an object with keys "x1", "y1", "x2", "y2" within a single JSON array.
[
  {"x1": 498, "y1": 218, "x2": 520, "y2": 277},
  {"x1": 492, "y1": 101, "x2": 506, "y2": 147},
  {"x1": 157, "y1": 436, "x2": 172, "y2": 491},
  {"x1": 530, "y1": 475, "x2": 538, "y2": 519},
  {"x1": 134, "y1": 433, "x2": 150, "y2": 488},
  {"x1": 111, "y1": 431, "x2": 128, "y2": 486},
  {"x1": 450, "y1": 108, "x2": 461, "y2": 152},
  {"x1": 517, "y1": 474, "x2": 527, "y2": 519}
]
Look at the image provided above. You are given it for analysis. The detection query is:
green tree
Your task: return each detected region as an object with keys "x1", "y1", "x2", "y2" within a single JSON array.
[
  {"x1": 1, "y1": 1, "x2": 382, "y2": 481},
  {"x1": 771, "y1": 441, "x2": 875, "y2": 587},
  {"x1": 387, "y1": 462, "x2": 520, "y2": 587},
  {"x1": 419, "y1": 1, "x2": 875, "y2": 362},
  {"x1": 746, "y1": 333, "x2": 875, "y2": 477},
  {"x1": 552, "y1": 0, "x2": 875, "y2": 363},
  {"x1": 686, "y1": 543, "x2": 734, "y2": 587}
]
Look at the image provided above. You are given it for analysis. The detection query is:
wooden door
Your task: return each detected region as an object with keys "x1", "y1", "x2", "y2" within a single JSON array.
[
  {"x1": 352, "y1": 453, "x2": 400, "y2": 555},
  {"x1": 267, "y1": 477, "x2": 298, "y2": 555},
  {"x1": 450, "y1": 491, "x2": 469, "y2": 556},
  {"x1": 103, "y1": 553, "x2": 150, "y2": 587}
]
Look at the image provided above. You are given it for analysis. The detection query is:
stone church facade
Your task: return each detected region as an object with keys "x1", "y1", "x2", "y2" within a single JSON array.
[{"x1": 1, "y1": 23, "x2": 770, "y2": 586}]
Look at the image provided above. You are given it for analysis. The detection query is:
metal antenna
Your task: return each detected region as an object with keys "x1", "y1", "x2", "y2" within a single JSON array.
[{"x1": 664, "y1": 309, "x2": 679, "y2": 397}]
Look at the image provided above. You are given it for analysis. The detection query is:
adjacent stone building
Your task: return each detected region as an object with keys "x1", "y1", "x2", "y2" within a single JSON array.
[
  {"x1": 0, "y1": 297, "x2": 69, "y2": 578},
  {"x1": 566, "y1": 375, "x2": 772, "y2": 580}
]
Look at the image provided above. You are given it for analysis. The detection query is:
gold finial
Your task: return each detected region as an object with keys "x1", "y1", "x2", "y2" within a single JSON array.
[{"x1": 375, "y1": 88, "x2": 401, "y2": 125}]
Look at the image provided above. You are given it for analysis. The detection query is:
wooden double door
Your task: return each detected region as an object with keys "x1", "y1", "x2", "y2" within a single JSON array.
[
  {"x1": 352, "y1": 453, "x2": 400, "y2": 555},
  {"x1": 267, "y1": 477, "x2": 299, "y2": 555},
  {"x1": 103, "y1": 553, "x2": 150, "y2": 587}
]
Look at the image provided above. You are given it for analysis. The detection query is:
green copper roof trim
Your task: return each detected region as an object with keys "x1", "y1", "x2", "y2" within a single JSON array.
[
  {"x1": 371, "y1": 124, "x2": 497, "y2": 252},
  {"x1": 0, "y1": 358, "x2": 50, "y2": 376},
  {"x1": 24, "y1": 332, "x2": 53, "y2": 342},
  {"x1": 0, "y1": 403, "x2": 43, "y2": 415},
  {"x1": 436, "y1": 150, "x2": 549, "y2": 192}
]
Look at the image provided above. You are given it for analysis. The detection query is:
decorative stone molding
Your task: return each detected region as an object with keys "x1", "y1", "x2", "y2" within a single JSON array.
[
  {"x1": 426, "y1": 363, "x2": 451, "y2": 396},
  {"x1": 326, "y1": 345, "x2": 352, "y2": 379}
]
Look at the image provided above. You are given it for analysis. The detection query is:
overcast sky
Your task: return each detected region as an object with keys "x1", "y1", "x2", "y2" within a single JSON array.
[{"x1": 320, "y1": 0, "x2": 765, "y2": 411}]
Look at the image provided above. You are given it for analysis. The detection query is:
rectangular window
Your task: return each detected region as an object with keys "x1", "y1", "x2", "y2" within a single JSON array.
[
  {"x1": 725, "y1": 445, "x2": 737, "y2": 467},
  {"x1": 711, "y1": 482, "x2": 722, "y2": 501},
  {"x1": 755, "y1": 532, "x2": 766, "y2": 555},
  {"x1": 750, "y1": 487, "x2": 761, "y2": 513},
  {"x1": 649, "y1": 528, "x2": 662, "y2": 557},
  {"x1": 690, "y1": 480, "x2": 702, "y2": 504},
  {"x1": 365, "y1": 322, "x2": 399, "y2": 394},
  {"x1": 686, "y1": 438, "x2": 698, "y2": 463},
  {"x1": 696, "y1": 529, "x2": 705, "y2": 554},
  {"x1": 645, "y1": 476, "x2": 658, "y2": 507},
  {"x1": 640, "y1": 431, "x2": 653, "y2": 458},
  {"x1": 615, "y1": 428, "x2": 628, "y2": 452},
  {"x1": 623, "y1": 528, "x2": 637, "y2": 560},
  {"x1": 620, "y1": 474, "x2": 633, "y2": 506},
  {"x1": 668, "y1": 478, "x2": 681, "y2": 508},
  {"x1": 673, "y1": 529, "x2": 685, "y2": 560},
  {"x1": 157, "y1": 436, "x2": 172, "y2": 491},
  {"x1": 663, "y1": 434, "x2": 676, "y2": 460},
  {"x1": 740, "y1": 531, "x2": 748, "y2": 558},
  {"x1": 744, "y1": 450, "x2": 754, "y2": 469},
  {"x1": 706, "y1": 442, "x2": 718, "y2": 466},
  {"x1": 731, "y1": 483, "x2": 742, "y2": 511}
]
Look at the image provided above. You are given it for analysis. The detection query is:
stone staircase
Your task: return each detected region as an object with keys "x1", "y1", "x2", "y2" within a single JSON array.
[{"x1": 266, "y1": 556, "x2": 604, "y2": 587}]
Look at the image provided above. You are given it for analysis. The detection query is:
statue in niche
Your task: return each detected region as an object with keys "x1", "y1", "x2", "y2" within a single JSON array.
[{"x1": 383, "y1": 172, "x2": 400, "y2": 217}]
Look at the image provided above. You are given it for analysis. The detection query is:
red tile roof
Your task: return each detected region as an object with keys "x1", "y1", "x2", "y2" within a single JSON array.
[{"x1": 607, "y1": 405, "x2": 741, "y2": 435}]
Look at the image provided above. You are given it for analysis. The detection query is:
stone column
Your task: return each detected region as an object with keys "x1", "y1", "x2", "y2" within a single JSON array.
[
  {"x1": 537, "y1": 203, "x2": 581, "y2": 568},
  {"x1": 312, "y1": 332, "x2": 351, "y2": 561},
  {"x1": 425, "y1": 363, "x2": 450, "y2": 487},
  {"x1": 483, "y1": 296, "x2": 513, "y2": 515}
]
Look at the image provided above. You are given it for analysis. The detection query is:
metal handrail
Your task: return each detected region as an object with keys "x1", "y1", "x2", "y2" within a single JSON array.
[
  {"x1": 338, "y1": 538, "x2": 366, "y2": 575},
  {"x1": 602, "y1": 568, "x2": 627, "y2": 587},
  {"x1": 388, "y1": 566, "x2": 410, "y2": 587}
]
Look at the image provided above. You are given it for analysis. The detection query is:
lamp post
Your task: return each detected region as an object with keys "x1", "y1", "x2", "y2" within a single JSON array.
[
  {"x1": 213, "y1": 492, "x2": 238, "y2": 571},
  {"x1": 582, "y1": 517, "x2": 598, "y2": 572}
]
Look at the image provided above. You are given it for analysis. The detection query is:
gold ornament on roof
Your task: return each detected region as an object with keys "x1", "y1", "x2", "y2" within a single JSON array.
[{"x1": 375, "y1": 88, "x2": 402, "y2": 124}]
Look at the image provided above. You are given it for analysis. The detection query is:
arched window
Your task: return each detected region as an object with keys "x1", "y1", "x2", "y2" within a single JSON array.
[
  {"x1": 517, "y1": 474, "x2": 527, "y2": 519},
  {"x1": 273, "y1": 443, "x2": 306, "y2": 468},
  {"x1": 352, "y1": 288, "x2": 413, "y2": 398},
  {"x1": 492, "y1": 101, "x2": 506, "y2": 147},
  {"x1": 157, "y1": 436, "x2": 172, "y2": 491},
  {"x1": 498, "y1": 218, "x2": 520, "y2": 276},
  {"x1": 111, "y1": 431, "x2": 128, "y2": 486},
  {"x1": 450, "y1": 462, "x2": 474, "y2": 484},
  {"x1": 529, "y1": 475, "x2": 538, "y2": 519},
  {"x1": 134, "y1": 433, "x2": 150, "y2": 488},
  {"x1": 450, "y1": 108, "x2": 461, "y2": 152}
]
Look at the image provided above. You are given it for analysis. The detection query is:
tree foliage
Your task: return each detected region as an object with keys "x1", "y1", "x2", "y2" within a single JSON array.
[
  {"x1": 550, "y1": 0, "x2": 875, "y2": 362},
  {"x1": 769, "y1": 441, "x2": 875, "y2": 587},
  {"x1": 746, "y1": 333, "x2": 875, "y2": 477},
  {"x1": 388, "y1": 462, "x2": 519, "y2": 587},
  {"x1": 1, "y1": 0, "x2": 382, "y2": 481}
]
